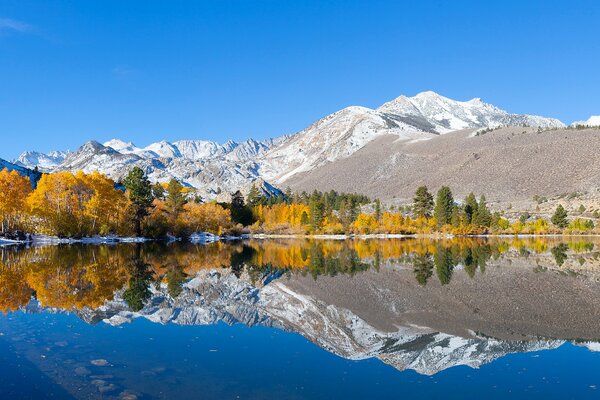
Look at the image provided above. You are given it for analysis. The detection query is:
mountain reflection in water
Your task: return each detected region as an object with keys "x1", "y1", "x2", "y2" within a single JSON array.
[{"x1": 1, "y1": 238, "x2": 600, "y2": 385}]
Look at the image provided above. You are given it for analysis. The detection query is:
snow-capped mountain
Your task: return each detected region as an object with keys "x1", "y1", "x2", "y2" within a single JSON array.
[
  {"x1": 13, "y1": 150, "x2": 70, "y2": 172},
  {"x1": 258, "y1": 106, "x2": 435, "y2": 182},
  {"x1": 572, "y1": 115, "x2": 600, "y2": 127},
  {"x1": 10, "y1": 91, "x2": 569, "y2": 198},
  {"x1": 377, "y1": 91, "x2": 565, "y2": 133}
]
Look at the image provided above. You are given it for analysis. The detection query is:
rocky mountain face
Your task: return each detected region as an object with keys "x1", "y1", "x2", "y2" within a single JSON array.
[{"x1": 11, "y1": 91, "x2": 575, "y2": 199}]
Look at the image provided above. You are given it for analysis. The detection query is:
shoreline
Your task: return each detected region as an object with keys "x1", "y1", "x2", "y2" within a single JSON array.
[{"x1": 4, "y1": 232, "x2": 600, "y2": 247}]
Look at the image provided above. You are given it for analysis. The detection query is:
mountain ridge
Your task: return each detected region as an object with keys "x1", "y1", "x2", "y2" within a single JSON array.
[{"x1": 8, "y1": 91, "x2": 591, "y2": 200}]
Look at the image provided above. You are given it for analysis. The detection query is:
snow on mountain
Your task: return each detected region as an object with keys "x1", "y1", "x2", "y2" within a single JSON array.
[
  {"x1": 378, "y1": 91, "x2": 565, "y2": 133},
  {"x1": 259, "y1": 106, "x2": 434, "y2": 182},
  {"x1": 103, "y1": 139, "x2": 140, "y2": 154},
  {"x1": 173, "y1": 140, "x2": 224, "y2": 160},
  {"x1": 13, "y1": 150, "x2": 69, "y2": 172},
  {"x1": 572, "y1": 115, "x2": 600, "y2": 127},
  {"x1": 10, "y1": 91, "x2": 569, "y2": 196}
]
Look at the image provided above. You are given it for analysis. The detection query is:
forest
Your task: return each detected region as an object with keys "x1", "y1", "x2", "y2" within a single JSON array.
[{"x1": 0, "y1": 167, "x2": 594, "y2": 240}]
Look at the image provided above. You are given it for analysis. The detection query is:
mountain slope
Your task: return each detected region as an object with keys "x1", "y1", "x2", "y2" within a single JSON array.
[
  {"x1": 10, "y1": 91, "x2": 573, "y2": 199},
  {"x1": 282, "y1": 126, "x2": 600, "y2": 202},
  {"x1": 0, "y1": 158, "x2": 43, "y2": 186}
]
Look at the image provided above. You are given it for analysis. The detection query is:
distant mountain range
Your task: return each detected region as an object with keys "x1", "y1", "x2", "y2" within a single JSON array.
[{"x1": 5, "y1": 91, "x2": 599, "y2": 200}]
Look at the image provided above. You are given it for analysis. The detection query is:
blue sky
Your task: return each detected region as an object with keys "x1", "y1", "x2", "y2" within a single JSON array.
[{"x1": 1, "y1": 0, "x2": 599, "y2": 159}]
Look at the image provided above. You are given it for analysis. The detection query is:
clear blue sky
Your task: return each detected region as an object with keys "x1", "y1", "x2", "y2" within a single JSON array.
[{"x1": 1, "y1": 0, "x2": 599, "y2": 159}]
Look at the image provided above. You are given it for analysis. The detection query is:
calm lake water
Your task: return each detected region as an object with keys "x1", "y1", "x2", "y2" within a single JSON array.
[{"x1": 2, "y1": 237, "x2": 600, "y2": 399}]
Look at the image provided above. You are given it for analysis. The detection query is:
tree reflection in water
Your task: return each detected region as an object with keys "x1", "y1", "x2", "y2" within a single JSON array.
[{"x1": 0, "y1": 237, "x2": 598, "y2": 313}]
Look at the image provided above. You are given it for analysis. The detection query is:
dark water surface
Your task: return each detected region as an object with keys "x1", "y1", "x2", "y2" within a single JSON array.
[{"x1": 1, "y1": 238, "x2": 600, "y2": 399}]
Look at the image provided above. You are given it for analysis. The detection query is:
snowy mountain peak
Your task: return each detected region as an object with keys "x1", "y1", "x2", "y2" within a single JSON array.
[
  {"x1": 572, "y1": 115, "x2": 600, "y2": 127},
  {"x1": 104, "y1": 139, "x2": 140, "y2": 154},
  {"x1": 377, "y1": 91, "x2": 564, "y2": 133},
  {"x1": 13, "y1": 150, "x2": 69, "y2": 172}
]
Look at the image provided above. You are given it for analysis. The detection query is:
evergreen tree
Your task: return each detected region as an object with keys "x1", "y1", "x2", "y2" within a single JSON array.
[
  {"x1": 472, "y1": 195, "x2": 491, "y2": 227},
  {"x1": 246, "y1": 183, "x2": 264, "y2": 207},
  {"x1": 166, "y1": 179, "x2": 187, "y2": 217},
  {"x1": 230, "y1": 190, "x2": 254, "y2": 226},
  {"x1": 463, "y1": 192, "x2": 478, "y2": 224},
  {"x1": 450, "y1": 206, "x2": 462, "y2": 227},
  {"x1": 309, "y1": 191, "x2": 325, "y2": 231},
  {"x1": 434, "y1": 186, "x2": 454, "y2": 227},
  {"x1": 284, "y1": 187, "x2": 293, "y2": 203},
  {"x1": 374, "y1": 199, "x2": 382, "y2": 221},
  {"x1": 338, "y1": 199, "x2": 357, "y2": 229},
  {"x1": 413, "y1": 186, "x2": 434, "y2": 218},
  {"x1": 551, "y1": 204, "x2": 568, "y2": 228},
  {"x1": 152, "y1": 183, "x2": 166, "y2": 200},
  {"x1": 123, "y1": 167, "x2": 153, "y2": 236}
]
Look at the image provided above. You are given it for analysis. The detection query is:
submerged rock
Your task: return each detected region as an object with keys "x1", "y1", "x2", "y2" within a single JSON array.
[{"x1": 90, "y1": 359, "x2": 111, "y2": 367}]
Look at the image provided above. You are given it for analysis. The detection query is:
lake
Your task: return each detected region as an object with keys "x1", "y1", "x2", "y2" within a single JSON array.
[{"x1": 1, "y1": 237, "x2": 600, "y2": 399}]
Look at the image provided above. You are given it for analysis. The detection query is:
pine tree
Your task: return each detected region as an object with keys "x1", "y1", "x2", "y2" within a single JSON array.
[
  {"x1": 230, "y1": 190, "x2": 254, "y2": 226},
  {"x1": 123, "y1": 167, "x2": 153, "y2": 236},
  {"x1": 309, "y1": 191, "x2": 325, "y2": 231},
  {"x1": 413, "y1": 186, "x2": 434, "y2": 218},
  {"x1": 450, "y1": 206, "x2": 462, "y2": 227},
  {"x1": 246, "y1": 183, "x2": 264, "y2": 207},
  {"x1": 472, "y1": 195, "x2": 491, "y2": 227},
  {"x1": 463, "y1": 192, "x2": 478, "y2": 224},
  {"x1": 434, "y1": 186, "x2": 454, "y2": 227},
  {"x1": 284, "y1": 187, "x2": 293, "y2": 203},
  {"x1": 374, "y1": 199, "x2": 382, "y2": 221},
  {"x1": 551, "y1": 204, "x2": 568, "y2": 228},
  {"x1": 166, "y1": 179, "x2": 187, "y2": 217},
  {"x1": 152, "y1": 183, "x2": 166, "y2": 200}
]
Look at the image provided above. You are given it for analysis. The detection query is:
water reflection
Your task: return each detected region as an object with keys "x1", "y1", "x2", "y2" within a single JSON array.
[{"x1": 2, "y1": 237, "x2": 600, "y2": 378}]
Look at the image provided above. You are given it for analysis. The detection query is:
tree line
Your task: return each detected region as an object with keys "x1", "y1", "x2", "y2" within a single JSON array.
[{"x1": 0, "y1": 166, "x2": 595, "y2": 239}]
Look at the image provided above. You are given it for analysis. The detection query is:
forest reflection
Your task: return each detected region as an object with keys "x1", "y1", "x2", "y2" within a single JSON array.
[{"x1": 0, "y1": 237, "x2": 598, "y2": 314}]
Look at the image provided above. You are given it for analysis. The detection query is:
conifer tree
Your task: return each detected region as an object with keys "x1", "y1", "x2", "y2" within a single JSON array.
[
  {"x1": 374, "y1": 199, "x2": 382, "y2": 221},
  {"x1": 123, "y1": 167, "x2": 153, "y2": 236},
  {"x1": 551, "y1": 204, "x2": 568, "y2": 228},
  {"x1": 166, "y1": 179, "x2": 187, "y2": 217},
  {"x1": 413, "y1": 186, "x2": 434, "y2": 218},
  {"x1": 464, "y1": 192, "x2": 478, "y2": 224},
  {"x1": 434, "y1": 186, "x2": 454, "y2": 227},
  {"x1": 246, "y1": 184, "x2": 264, "y2": 207},
  {"x1": 309, "y1": 191, "x2": 325, "y2": 231},
  {"x1": 230, "y1": 190, "x2": 254, "y2": 226},
  {"x1": 472, "y1": 195, "x2": 491, "y2": 227}
]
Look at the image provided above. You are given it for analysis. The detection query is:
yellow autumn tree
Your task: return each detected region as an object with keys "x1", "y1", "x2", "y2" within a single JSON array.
[
  {"x1": 0, "y1": 168, "x2": 33, "y2": 234},
  {"x1": 83, "y1": 171, "x2": 129, "y2": 235},
  {"x1": 351, "y1": 213, "x2": 378, "y2": 234},
  {"x1": 179, "y1": 202, "x2": 232, "y2": 235}
]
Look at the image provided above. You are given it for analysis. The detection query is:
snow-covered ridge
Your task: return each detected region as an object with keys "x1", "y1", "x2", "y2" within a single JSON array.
[
  {"x1": 9, "y1": 91, "x2": 571, "y2": 196},
  {"x1": 572, "y1": 115, "x2": 600, "y2": 127}
]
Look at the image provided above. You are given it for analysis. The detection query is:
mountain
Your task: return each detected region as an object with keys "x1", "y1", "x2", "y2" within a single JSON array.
[
  {"x1": 282, "y1": 125, "x2": 600, "y2": 202},
  {"x1": 0, "y1": 157, "x2": 42, "y2": 186},
  {"x1": 572, "y1": 115, "x2": 600, "y2": 127},
  {"x1": 377, "y1": 91, "x2": 564, "y2": 133},
  {"x1": 13, "y1": 150, "x2": 69, "y2": 172},
  {"x1": 10, "y1": 91, "x2": 574, "y2": 200}
]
